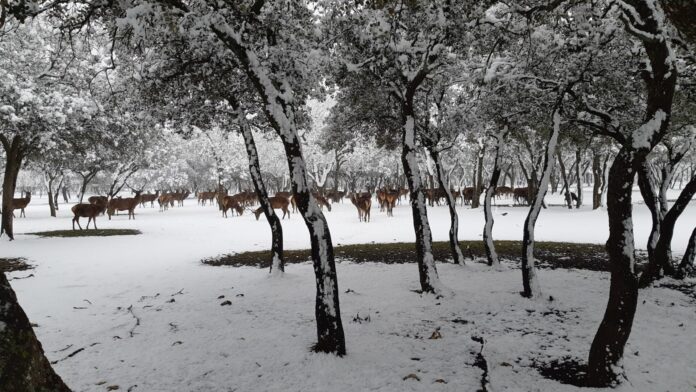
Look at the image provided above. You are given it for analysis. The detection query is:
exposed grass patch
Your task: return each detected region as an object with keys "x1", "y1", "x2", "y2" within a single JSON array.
[
  {"x1": 202, "y1": 240, "x2": 639, "y2": 271},
  {"x1": 30, "y1": 229, "x2": 142, "y2": 238},
  {"x1": 0, "y1": 257, "x2": 32, "y2": 273}
]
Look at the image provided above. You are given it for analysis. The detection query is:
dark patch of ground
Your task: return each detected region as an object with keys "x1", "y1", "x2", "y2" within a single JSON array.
[
  {"x1": 202, "y1": 240, "x2": 647, "y2": 271},
  {"x1": 0, "y1": 258, "x2": 33, "y2": 273},
  {"x1": 534, "y1": 357, "x2": 588, "y2": 387},
  {"x1": 30, "y1": 229, "x2": 142, "y2": 238},
  {"x1": 656, "y1": 280, "x2": 696, "y2": 302}
]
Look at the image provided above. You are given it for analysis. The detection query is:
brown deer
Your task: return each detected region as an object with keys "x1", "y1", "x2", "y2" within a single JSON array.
[
  {"x1": 495, "y1": 186, "x2": 513, "y2": 199},
  {"x1": 274, "y1": 191, "x2": 296, "y2": 212},
  {"x1": 71, "y1": 203, "x2": 102, "y2": 230},
  {"x1": 513, "y1": 187, "x2": 530, "y2": 205},
  {"x1": 383, "y1": 191, "x2": 399, "y2": 217},
  {"x1": 107, "y1": 191, "x2": 142, "y2": 220},
  {"x1": 88, "y1": 195, "x2": 108, "y2": 215},
  {"x1": 140, "y1": 190, "x2": 160, "y2": 207},
  {"x1": 349, "y1": 193, "x2": 372, "y2": 222},
  {"x1": 158, "y1": 193, "x2": 175, "y2": 211},
  {"x1": 254, "y1": 196, "x2": 290, "y2": 220},
  {"x1": 312, "y1": 194, "x2": 332, "y2": 212},
  {"x1": 197, "y1": 190, "x2": 217, "y2": 206},
  {"x1": 221, "y1": 196, "x2": 244, "y2": 218},
  {"x1": 171, "y1": 190, "x2": 189, "y2": 207},
  {"x1": 12, "y1": 191, "x2": 31, "y2": 218}
]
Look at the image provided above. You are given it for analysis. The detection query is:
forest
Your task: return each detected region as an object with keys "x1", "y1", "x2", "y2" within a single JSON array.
[{"x1": 0, "y1": 0, "x2": 695, "y2": 391}]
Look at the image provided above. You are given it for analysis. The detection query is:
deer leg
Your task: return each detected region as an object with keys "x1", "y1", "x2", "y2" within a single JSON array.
[{"x1": 92, "y1": 217, "x2": 97, "y2": 230}]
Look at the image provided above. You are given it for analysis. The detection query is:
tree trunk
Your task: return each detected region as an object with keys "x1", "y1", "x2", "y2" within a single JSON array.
[
  {"x1": 575, "y1": 147, "x2": 583, "y2": 208},
  {"x1": 677, "y1": 227, "x2": 696, "y2": 277},
  {"x1": 429, "y1": 148, "x2": 465, "y2": 265},
  {"x1": 471, "y1": 146, "x2": 485, "y2": 208},
  {"x1": 592, "y1": 151, "x2": 603, "y2": 209},
  {"x1": 0, "y1": 273, "x2": 71, "y2": 392},
  {"x1": 557, "y1": 150, "x2": 573, "y2": 209},
  {"x1": 637, "y1": 163, "x2": 663, "y2": 282},
  {"x1": 587, "y1": 148, "x2": 640, "y2": 386},
  {"x1": 639, "y1": 173, "x2": 696, "y2": 286},
  {"x1": 483, "y1": 128, "x2": 507, "y2": 267},
  {"x1": 214, "y1": 27, "x2": 346, "y2": 355},
  {"x1": 521, "y1": 110, "x2": 561, "y2": 298},
  {"x1": 47, "y1": 177, "x2": 56, "y2": 217},
  {"x1": 401, "y1": 103, "x2": 442, "y2": 294},
  {"x1": 1, "y1": 135, "x2": 23, "y2": 240},
  {"x1": 234, "y1": 105, "x2": 285, "y2": 275}
]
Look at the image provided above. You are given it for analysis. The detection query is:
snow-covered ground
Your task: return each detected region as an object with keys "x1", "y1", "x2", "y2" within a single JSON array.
[{"x1": 3, "y1": 189, "x2": 696, "y2": 391}]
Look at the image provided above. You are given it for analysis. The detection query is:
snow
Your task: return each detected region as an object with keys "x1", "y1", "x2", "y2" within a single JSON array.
[
  {"x1": 2, "y1": 191, "x2": 696, "y2": 391},
  {"x1": 632, "y1": 109, "x2": 666, "y2": 150}
]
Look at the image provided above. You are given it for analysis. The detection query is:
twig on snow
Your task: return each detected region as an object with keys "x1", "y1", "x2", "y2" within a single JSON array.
[
  {"x1": 472, "y1": 335, "x2": 492, "y2": 392},
  {"x1": 127, "y1": 305, "x2": 140, "y2": 337}
]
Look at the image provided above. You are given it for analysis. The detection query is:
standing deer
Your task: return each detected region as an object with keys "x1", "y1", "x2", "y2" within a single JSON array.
[
  {"x1": 88, "y1": 195, "x2": 108, "y2": 215},
  {"x1": 107, "y1": 191, "x2": 142, "y2": 220},
  {"x1": 253, "y1": 196, "x2": 290, "y2": 220},
  {"x1": 12, "y1": 191, "x2": 31, "y2": 218},
  {"x1": 71, "y1": 203, "x2": 102, "y2": 230},
  {"x1": 349, "y1": 193, "x2": 372, "y2": 222},
  {"x1": 140, "y1": 190, "x2": 160, "y2": 207}
]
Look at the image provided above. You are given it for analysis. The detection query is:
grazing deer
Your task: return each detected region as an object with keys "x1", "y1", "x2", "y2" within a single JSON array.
[
  {"x1": 513, "y1": 187, "x2": 530, "y2": 205},
  {"x1": 140, "y1": 190, "x2": 160, "y2": 207},
  {"x1": 253, "y1": 196, "x2": 290, "y2": 220},
  {"x1": 71, "y1": 203, "x2": 102, "y2": 230},
  {"x1": 312, "y1": 194, "x2": 332, "y2": 212},
  {"x1": 221, "y1": 195, "x2": 244, "y2": 218},
  {"x1": 107, "y1": 191, "x2": 142, "y2": 220},
  {"x1": 12, "y1": 191, "x2": 31, "y2": 218},
  {"x1": 349, "y1": 193, "x2": 372, "y2": 222}
]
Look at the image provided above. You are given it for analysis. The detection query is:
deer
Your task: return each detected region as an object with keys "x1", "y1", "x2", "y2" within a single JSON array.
[
  {"x1": 107, "y1": 191, "x2": 142, "y2": 220},
  {"x1": 513, "y1": 187, "x2": 531, "y2": 205},
  {"x1": 12, "y1": 191, "x2": 31, "y2": 218},
  {"x1": 274, "y1": 191, "x2": 297, "y2": 212},
  {"x1": 312, "y1": 193, "x2": 332, "y2": 212},
  {"x1": 349, "y1": 193, "x2": 372, "y2": 222},
  {"x1": 253, "y1": 196, "x2": 290, "y2": 220},
  {"x1": 197, "y1": 190, "x2": 217, "y2": 206},
  {"x1": 140, "y1": 190, "x2": 160, "y2": 207},
  {"x1": 171, "y1": 190, "x2": 189, "y2": 207},
  {"x1": 495, "y1": 186, "x2": 513, "y2": 199},
  {"x1": 71, "y1": 203, "x2": 102, "y2": 230},
  {"x1": 88, "y1": 195, "x2": 108, "y2": 215},
  {"x1": 383, "y1": 190, "x2": 399, "y2": 217},
  {"x1": 221, "y1": 195, "x2": 244, "y2": 218}
]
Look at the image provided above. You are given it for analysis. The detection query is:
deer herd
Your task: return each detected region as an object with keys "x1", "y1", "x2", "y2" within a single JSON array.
[{"x1": 8, "y1": 185, "x2": 537, "y2": 230}]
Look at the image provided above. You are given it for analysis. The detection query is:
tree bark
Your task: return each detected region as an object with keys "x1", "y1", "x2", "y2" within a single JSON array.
[
  {"x1": 521, "y1": 110, "x2": 561, "y2": 298},
  {"x1": 587, "y1": 148, "x2": 640, "y2": 386},
  {"x1": 214, "y1": 27, "x2": 346, "y2": 355},
  {"x1": 575, "y1": 147, "x2": 583, "y2": 208},
  {"x1": 471, "y1": 145, "x2": 485, "y2": 208},
  {"x1": 639, "y1": 173, "x2": 696, "y2": 286},
  {"x1": 47, "y1": 176, "x2": 57, "y2": 217},
  {"x1": 232, "y1": 102, "x2": 285, "y2": 275},
  {"x1": 0, "y1": 273, "x2": 71, "y2": 392},
  {"x1": 401, "y1": 99, "x2": 442, "y2": 294},
  {"x1": 588, "y1": 1, "x2": 677, "y2": 383},
  {"x1": 483, "y1": 127, "x2": 507, "y2": 267},
  {"x1": 592, "y1": 151, "x2": 603, "y2": 209},
  {"x1": 557, "y1": 150, "x2": 573, "y2": 209},
  {"x1": 677, "y1": 227, "x2": 696, "y2": 277},
  {"x1": 429, "y1": 148, "x2": 465, "y2": 265},
  {"x1": 1, "y1": 135, "x2": 23, "y2": 240}
]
